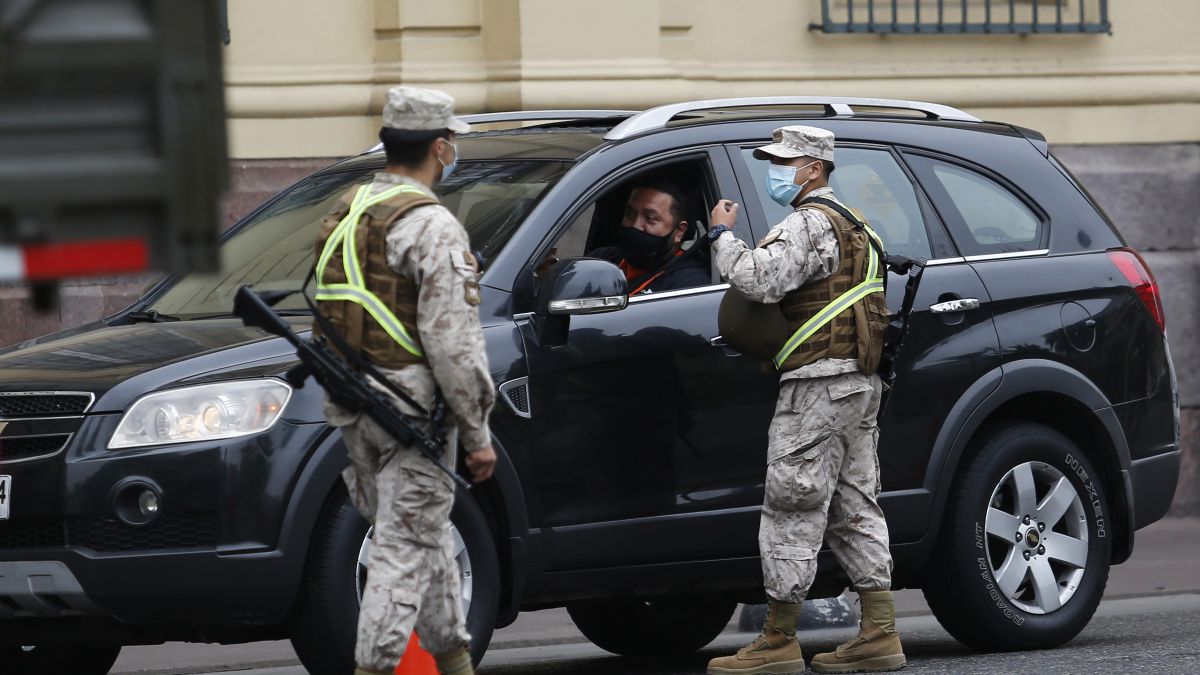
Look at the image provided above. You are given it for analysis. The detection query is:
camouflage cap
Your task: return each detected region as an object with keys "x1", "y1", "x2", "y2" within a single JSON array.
[
  {"x1": 383, "y1": 86, "x2": 470, "y2": 133},
  {"x1": 752, "y1": 125, "x2": 835, "y2": 162}
]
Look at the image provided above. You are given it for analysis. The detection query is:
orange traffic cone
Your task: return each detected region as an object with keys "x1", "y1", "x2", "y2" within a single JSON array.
[{"x1": 395, "y1": 631, "x2": 438, "y2": 675}]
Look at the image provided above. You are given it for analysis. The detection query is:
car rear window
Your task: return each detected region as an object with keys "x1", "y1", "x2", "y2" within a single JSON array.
[{"x1": 904, "y1": 153, "x2": 1045, "y2": 256}]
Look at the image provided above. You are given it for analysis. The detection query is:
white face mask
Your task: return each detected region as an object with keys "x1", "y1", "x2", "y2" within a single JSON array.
[
  {"x1": 766, "y1": 161, "x2": 817, "y2": 207},
  {"x1": 438, "y1": 140, "x2": 458, "y2": 181}
]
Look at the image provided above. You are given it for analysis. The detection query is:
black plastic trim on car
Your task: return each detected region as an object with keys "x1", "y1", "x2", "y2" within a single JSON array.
[
  {"x1": 1130, "y1": 449, "x2": 1182, "y2": 530},
  {"x1": 920, "y1": 358, "x2": 1136, "y2": 564}
]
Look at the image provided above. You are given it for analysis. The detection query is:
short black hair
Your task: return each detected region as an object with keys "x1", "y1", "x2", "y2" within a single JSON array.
[
  {"x1": 379, "y1": 127, "x2": 451, "y2": 169},
  {"x1": 629, "y1": 177, "x2": 689, "y2": 226},
  {"x1": 822, "y1": 160, "x2": 836, "y2": 176}
]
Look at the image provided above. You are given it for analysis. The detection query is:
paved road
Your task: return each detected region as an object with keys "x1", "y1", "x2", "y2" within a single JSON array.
[
  {"x1": 111, "y1": 517, "x2": 1200, "y2": 674},
  {"x1": 475, "y1": 594, "x2": 1200, "y2": 674}
]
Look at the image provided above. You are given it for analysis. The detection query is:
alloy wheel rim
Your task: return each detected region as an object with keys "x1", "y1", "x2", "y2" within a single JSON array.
[
  {"x1": 356, "y1": 524, "x2": 474, "y2": 616},
  {"x1": 983, "y1": 461, "x2": 1089, "y2": 614}
]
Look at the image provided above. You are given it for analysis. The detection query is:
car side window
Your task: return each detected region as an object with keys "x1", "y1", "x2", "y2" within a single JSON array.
[
  {"x1": 541, "y1": 158, "x2": 737, "y2": 294},
  {"x1": 905, "y1": 154, "x2": 1044, "y2": 256},
  {"x1": 738, "y1": 147, "x2": 932, "y2": 260}
]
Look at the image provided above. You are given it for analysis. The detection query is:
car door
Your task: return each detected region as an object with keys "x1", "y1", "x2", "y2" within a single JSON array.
[
  {"x1": 726, "y1": 141, "x2": 1003, "y2": 543},
  {"x1": 518, "y1": 147, "x2": 778, "y2": 570}
]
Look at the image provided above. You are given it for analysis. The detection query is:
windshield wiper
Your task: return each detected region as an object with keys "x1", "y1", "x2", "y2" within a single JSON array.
[
  {"x1": 126, "y1": 310, "x2": 184, "y2": 323},
  {"x1": 186, "y1": 308, "x2": 313, "y2": 321}
]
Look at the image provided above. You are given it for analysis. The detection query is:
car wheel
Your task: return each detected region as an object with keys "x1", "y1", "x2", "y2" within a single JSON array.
[
  {"x1": 923, "y1": 421, "x2": 1111, "y2": 651},
  {"x1": 567, "y1": 597, "x2": 737, "y2": 656},
  {"x1": 289, "y1": 486, "x2": 500, "y2": 674},
  {"x1": 1, "y1": 645, "x2": 121, "y2": 674}
]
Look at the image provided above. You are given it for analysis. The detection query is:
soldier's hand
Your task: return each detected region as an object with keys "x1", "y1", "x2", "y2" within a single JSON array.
[
  {"x1": 710, "y1": 199, "x2": 739, "y2": 228},
  {"x1": 466, "y1": 445, "x2": 497, "y2": 483}
]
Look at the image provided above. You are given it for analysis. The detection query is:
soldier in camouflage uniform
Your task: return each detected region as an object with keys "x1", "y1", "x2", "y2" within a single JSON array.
[
  {"x1": 315, "y1": 86, "x2": 496, "y2": 675},
  {"x1": 706, "y1": 126, "x2": 906, "y2": 674}
]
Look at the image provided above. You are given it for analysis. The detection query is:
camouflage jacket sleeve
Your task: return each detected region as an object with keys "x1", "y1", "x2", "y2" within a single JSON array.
[
  {"x1": 386, "y1": 205, "x2": 496, "y2": 452},
  {"x1": 711, "y1": 208, "x2": 841, "y2": 304}
]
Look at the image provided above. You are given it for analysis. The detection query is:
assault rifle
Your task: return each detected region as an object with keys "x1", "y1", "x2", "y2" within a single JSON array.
[{"x1": 232, "y1": 285, "x2": 470, "y2": 491}]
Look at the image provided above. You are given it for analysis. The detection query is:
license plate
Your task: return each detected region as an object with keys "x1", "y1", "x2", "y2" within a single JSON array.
[{"x1": 0, "y1": 475, "x2": 9, "y2": 520}]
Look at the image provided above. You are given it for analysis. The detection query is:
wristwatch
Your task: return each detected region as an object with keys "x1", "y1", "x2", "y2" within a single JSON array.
[{"x1": 707, "y1": 224, "x2": 732, "y2": 243}]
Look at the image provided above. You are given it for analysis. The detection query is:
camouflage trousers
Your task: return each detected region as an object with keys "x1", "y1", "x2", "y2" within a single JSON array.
[
  {"x1": 759, "y1": 371, "x2": 893, "y2": 604},
  {"x1": 340, "y1": 414, "x2": 470, "y2": 671}
]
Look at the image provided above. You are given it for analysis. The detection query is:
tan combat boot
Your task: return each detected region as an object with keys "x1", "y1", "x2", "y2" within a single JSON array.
[
  {"x1": 707, "y1": 599, "x2": 806, "y2": 674},
  {"x1": 809, "y1": 590, "x2": 906, "y2": 673},
  {"x1": 434, "y1": 646, "x2": 475, "y2": 675}
]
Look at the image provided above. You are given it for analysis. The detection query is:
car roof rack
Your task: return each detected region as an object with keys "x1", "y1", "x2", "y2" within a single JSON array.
[
  {"x1": 361, "y1": 110, "x2": 636, "y2": 153},
  {"x1": 459, "y1": 109, "x2": 637, "y2": 126},
  {"x1": 604, "y1": 97, "x2": 981, "y2": 141}
]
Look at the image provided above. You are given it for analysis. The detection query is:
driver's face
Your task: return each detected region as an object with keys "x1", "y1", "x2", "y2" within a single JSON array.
[{"x1": 622, "y1": 188, "x2": 680, "y2": 239}]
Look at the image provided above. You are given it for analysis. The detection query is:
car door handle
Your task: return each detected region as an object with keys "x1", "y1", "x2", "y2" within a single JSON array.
[
  {"x1": 709, "y1": 335, "x2": 728, "y2": 348},
  {"x1": 929, "y1": 298, "x2": 981, "y2": 314}
]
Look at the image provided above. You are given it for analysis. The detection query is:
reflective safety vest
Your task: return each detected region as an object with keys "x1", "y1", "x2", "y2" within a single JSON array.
[
  {"x1": 313, "y1": 183, "x2": 439, "y2": 367},
  {"x1": 773, "y1": 199, "x2": 888, "y2": 374}
]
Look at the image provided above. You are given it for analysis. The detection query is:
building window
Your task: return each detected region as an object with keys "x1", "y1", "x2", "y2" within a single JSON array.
[{"x1": 811, "y1": 0, "x2": 1111, "y2": 35}]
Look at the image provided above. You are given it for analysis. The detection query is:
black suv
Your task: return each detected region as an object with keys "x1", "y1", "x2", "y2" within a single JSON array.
[{"x1": 0, "y1": 98, "x2": 1181, "y2": 674}]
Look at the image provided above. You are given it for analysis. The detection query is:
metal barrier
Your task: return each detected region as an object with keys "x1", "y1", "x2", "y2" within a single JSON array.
[{"x1": 812, "y1": 0, "x2": 1111, "y2": 34}]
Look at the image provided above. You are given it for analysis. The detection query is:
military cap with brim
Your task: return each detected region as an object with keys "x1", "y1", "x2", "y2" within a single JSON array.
[
  {"x1": 753, "y1": 125, "x2": 835, "y2": 162},
  {"x1": 383, "y1": 86, "x2": 471, "y2": 133}
]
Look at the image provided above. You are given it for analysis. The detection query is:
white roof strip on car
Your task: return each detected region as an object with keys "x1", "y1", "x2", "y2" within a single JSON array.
[{"x1": 604, "y1": 97, "x2": 982, "y2": 141}]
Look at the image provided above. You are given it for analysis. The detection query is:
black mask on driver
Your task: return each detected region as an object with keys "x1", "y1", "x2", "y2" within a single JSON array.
[{"x1": 619, "y1": 226, "x2": 677, "y2": 270}]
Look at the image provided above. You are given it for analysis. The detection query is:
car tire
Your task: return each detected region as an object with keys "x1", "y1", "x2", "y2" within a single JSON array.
[
  {"x1": 1, "y1": 645, "x2": 121, "y2": 674},
  {"x1": 923, "y1": 421, "x2": 1111, "y2": 651},
  {"x1": 289, "y1": 485, "x2": 500, "y2": 674},
  {"x1": 567, "y1": 597, "x2": 737, "y2": 656}
]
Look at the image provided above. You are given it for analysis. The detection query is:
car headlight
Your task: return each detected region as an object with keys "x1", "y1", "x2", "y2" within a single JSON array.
[{"x1": 108, "y1": 379, "x2": 292, "y2": 449}]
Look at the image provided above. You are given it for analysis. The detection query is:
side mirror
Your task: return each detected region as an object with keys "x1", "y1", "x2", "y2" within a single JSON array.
[
  {"x1": 532, "y1": 257, "x2": 628, "y2": 347},
  {"x1": 535, "y1": 257, "x2": 629, "y2": 317}
]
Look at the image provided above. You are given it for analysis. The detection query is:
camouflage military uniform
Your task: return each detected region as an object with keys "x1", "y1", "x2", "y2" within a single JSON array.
[
  {"x1": 323, "y1": 170, "x2": 495, "y2": 671},
  {"x1": 712, "y1": 185, "x2": 892, "y2": 604}
]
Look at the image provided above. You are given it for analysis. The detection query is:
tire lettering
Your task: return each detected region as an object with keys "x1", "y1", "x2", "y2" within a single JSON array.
[
  {"x1": 1064, "y1": 453, "x2": 1107, "y2": 538},
  {"x1": 976, "y1": 548, "x2": 1025, "y2": 625}
]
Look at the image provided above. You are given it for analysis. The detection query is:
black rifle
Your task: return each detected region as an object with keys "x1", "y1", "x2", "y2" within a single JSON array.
[
  {"x1": 876, "y1": 255, "x2": 927, "y2": 416},
  {"x1": 232, "y1": 285, "x2": 471, "y2": 491},
  {"x1": 801, "y1": 197, "x2": 927, "y2": 416}
]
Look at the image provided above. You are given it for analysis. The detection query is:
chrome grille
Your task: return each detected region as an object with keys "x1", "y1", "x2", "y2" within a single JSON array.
[
  {"x1": 0, "y1": 392, "x2": 92, "y2": 465},
  {"x1": 498, "y1": 377, "x2": 531, "y2": 419},
  {"x1": 0, "y1": 392, "x2": 94, "y2": 418}
]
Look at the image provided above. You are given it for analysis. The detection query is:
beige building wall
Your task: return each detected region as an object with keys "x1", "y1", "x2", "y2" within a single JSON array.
[{"x1": 223, "y1": 0, "x2": 1200, "y2": 159}]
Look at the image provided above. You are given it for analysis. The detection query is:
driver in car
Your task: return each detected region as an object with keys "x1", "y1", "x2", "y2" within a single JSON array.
[{"x1": 588, "y1": 179, "x2": 711, "y2": 295}]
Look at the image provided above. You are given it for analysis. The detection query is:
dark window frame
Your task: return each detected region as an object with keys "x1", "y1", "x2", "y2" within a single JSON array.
[
  {"x1": 726, "y1": 141, "x2": 959, "y2": 261},
  {"x1": 811, "y1": 0, "x2": 1111, "y2": 35},
  {"x1": 901, "y1": 149, "x2": 1050, "y2": 257}
]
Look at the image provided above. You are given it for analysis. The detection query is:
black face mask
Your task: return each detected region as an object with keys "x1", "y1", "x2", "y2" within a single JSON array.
[{"x1": 619, "y1": 226, "x2": 676, "y2": 269}]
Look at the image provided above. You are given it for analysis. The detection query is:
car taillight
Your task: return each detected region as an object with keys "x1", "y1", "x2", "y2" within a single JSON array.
[{"x1": 1107, "y1": 248, "x2": 1165, "y2": 332}]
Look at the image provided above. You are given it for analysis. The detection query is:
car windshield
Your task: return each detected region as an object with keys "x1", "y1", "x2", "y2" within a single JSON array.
[{"x1": 148, "y1": 160, "x2": 569, "y2": 316}]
